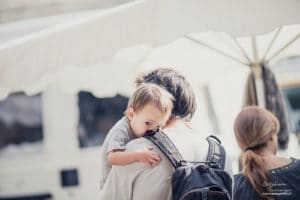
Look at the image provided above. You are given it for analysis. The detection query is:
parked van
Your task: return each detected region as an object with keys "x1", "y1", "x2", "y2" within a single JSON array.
[{"x1": 0, "y1": 88, "x2": 128, "y2": 200}]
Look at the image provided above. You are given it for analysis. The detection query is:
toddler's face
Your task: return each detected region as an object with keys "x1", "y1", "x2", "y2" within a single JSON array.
[{"x1": 128, "y1": 103, "x2": 169, "y2": 138}]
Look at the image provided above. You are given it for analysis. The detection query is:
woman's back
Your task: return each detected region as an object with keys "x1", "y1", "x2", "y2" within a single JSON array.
[{"x1": 234, "y1": 158, "x2": 300, "y2": 200}]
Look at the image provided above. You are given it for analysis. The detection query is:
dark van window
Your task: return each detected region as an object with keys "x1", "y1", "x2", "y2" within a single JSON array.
[
  {"x1": 77, "y1": 91, "x2": 128, "y2": 148},
  {"x1": 0, "y1": 92, "x2": 43, "y2": 149},
  {"x1": 283, "y1": 87, "x2": 300, "y2": 110}
]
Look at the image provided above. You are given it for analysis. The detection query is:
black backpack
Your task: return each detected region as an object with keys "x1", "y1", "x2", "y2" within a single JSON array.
[{"x1": 144, "y1": 131, "x2": 232, "y2": 200}]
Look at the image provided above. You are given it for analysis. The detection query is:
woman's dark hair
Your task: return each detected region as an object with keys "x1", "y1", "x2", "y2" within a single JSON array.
[
  {"x1": 234, "y1": 106, "x2": 280, "y2": 200},
  {"x1": 135, "y1": 68, "x2": 196, "y2": 121}
]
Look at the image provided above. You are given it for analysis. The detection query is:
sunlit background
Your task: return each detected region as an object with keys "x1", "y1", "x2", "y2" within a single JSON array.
[{"x1": 0, "y1": 0, "x2": 299, "y2": 199}]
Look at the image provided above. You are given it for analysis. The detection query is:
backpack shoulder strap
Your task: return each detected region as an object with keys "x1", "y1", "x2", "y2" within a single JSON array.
[
  {"x1": 144, "y1": 130, "x2": 183, "y2": 168},
  {"x1": 206, "y1": 135, "x2": 226, "y2": 169}
]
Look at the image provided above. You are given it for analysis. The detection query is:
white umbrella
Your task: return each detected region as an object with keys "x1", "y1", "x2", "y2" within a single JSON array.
[
  {"x1": 185, "y1": 25, "x2": 300, "y2": 106},
  {"x1": 138, "y1": 24, "x2": 300, "y2": 89},
  {"x1": 0, "y1": 0, "x2": 300, "y2": 99},
  {"x1": 129, "y1": 24, "x2": 300, "y2": 155}
]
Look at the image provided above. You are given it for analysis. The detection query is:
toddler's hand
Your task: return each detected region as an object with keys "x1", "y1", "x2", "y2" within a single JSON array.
[{"x1": 137, "y1": 146, "x2": 161, "y2": 167}]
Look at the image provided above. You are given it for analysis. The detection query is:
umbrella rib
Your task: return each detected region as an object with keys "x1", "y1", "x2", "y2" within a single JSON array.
[
  {"x1": 185, "y1": 35, "x2": 249, "y2": 66},
  {"x1": 229, "y1": 35, "x2": 252, "y2": 63},
  {"x1": 266, "y1": 33, "x2": 300, "y2": 62},
  {"x1": 262, "y1": 27, "x2": 282, "y2": 62},
  {"x1": 216, "y1": 33, "x2": 245, "y2": 59}
]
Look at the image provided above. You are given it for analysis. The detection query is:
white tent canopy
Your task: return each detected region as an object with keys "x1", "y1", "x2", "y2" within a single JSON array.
[{"x1": 0, "y1": 0, "x2": 300, "y2": 99}]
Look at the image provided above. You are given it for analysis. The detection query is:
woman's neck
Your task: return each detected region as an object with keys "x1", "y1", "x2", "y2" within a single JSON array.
[
  {"x1": 164, "y1": 118, "x2": 187, "y2": 129},
  {"x1": 258, "y1": 149, "x2": 291, "y2": 170}
]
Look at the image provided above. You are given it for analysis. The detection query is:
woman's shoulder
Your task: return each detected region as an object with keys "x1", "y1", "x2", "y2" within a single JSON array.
[
  {"x1": 234, "y1": 173, "x2": 260, "y2": 200},
  {"x1": 234, "y1": 173, "x2": 258, "y2": 192},
  {"x1": 290, "y1": 157, "x2": 300, "y2": 166},
  {"x1": 290, "y1": 157, "x2": 300, "y2": 169},
  {"x1": 234, "y1": 173, "x2": 248, "y2": 185},
  {"x1": 268, "y1": 157, "x2": 300, "y2": 175}
]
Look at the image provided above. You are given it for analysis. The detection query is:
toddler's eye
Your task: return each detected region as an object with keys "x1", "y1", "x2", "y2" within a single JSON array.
[{"x1": 145, "y1": 122, "x2": 152, "y2": 127}]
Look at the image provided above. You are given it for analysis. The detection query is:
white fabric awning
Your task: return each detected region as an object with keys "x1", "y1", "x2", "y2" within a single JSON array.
[{"x1": 0, "y1": 0, "x2": 300, "y2": 99}]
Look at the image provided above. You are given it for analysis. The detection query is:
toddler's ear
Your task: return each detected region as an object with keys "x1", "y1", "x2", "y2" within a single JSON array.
[
  {"x1": 126, "y1": 107, "x2": 134, "y2": 120},
  {"x1": 269, "y1": 133, "x2": 276, "y2": 141}
]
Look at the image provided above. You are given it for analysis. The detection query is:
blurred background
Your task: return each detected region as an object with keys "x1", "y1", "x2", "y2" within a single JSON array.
[{"x1": 0, "y1": 0, "x2": 299, "y2": 199}]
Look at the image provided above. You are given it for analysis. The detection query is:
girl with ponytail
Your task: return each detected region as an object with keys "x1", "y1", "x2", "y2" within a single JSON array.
[{"x1": 233, "y1": 106, "x2": 300, "y2": 200}]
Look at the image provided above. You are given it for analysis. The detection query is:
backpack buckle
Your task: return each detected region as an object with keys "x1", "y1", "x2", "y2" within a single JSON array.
[
  {"x1": 208, "y1": 162, "x2": 221, "y2": 169},
  {"x1": 202, "y1": 187, "x2": 208, "y2": 200},
  {"x1": 179, "y1": 160, "x2": 187, "y2": 166}
]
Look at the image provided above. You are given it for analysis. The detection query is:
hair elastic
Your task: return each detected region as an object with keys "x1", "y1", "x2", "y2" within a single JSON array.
[{"x1": 245, "y1": 142, "x2": 267, "y2": 151}]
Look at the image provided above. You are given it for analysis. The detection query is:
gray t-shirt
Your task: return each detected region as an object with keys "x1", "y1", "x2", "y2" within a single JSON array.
[{"x1": 99, "y1": 116, "x2": 135, "y2": 189}]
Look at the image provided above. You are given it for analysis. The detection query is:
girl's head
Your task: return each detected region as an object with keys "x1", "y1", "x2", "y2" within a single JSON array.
[
  {"x1": 234, "y1": 106, "x2": 280, "y2": 199},
  {"x1": 234, "y1": 106, "x2": 280, "y2": 154},
  {"x1": 126, "y1": 83, "x2": 174, "y2": 137}
]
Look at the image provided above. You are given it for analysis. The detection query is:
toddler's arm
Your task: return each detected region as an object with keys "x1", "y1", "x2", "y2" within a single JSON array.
[{"x1": 108, "y1": 146, "x2": 161, "y2": 167}]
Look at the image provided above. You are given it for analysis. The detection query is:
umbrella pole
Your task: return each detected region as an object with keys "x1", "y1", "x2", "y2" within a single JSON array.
[
  {"x1": 201, "y1": 85, "x2": 220, "y2": 134},
  {"x1": 251, "y1": 36, "x2": 266, "y2": 108}
]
